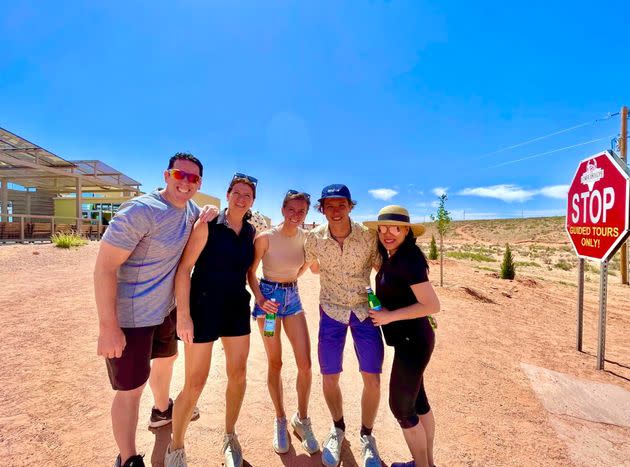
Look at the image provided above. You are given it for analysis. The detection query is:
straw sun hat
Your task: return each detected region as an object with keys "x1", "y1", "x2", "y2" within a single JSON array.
[{"x1": 364, "y1": 205, "x2": 426, "y2": 236}]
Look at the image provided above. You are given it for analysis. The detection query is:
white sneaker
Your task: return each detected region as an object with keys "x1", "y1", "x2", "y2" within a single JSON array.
[
  {"x1": 290, "y1": 413, "x2": 319, "y2": 454},
  {"x1": 359, "y1": 434, "x2": 381, "y2": 467},
  {"x1": 164, "y1": 444, "x2": 187, "y2": 467},
  {"x1": 321, "y1": 426, "x2": 344, "y2": 467},
  {"x1": 273, "y1": 417, "x2": 290, "y2": 454},
  {"x1": 222, "y1": 433, "x2": 243, "y2": 467}
]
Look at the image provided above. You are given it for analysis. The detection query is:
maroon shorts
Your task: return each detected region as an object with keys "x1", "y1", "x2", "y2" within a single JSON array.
[{"x1": 106, "y1": 309, "x2": 178, "y2": 391}]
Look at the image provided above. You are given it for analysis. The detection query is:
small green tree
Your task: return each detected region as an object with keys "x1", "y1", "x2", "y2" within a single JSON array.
[
  {"x1": 500, "y1": 243, "x2": 516, "y2": 280},
  {"x1": 429, "y1": 234, "x2": 438, "y2": 260},
  {"x1": 430, "y1": 194, "x2": 452, "y2": 286}
]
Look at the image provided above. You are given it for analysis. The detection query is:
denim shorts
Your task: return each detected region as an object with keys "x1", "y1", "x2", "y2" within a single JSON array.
[{"x1": 252, "y1": 280, "x2": 304, "y2": 319}]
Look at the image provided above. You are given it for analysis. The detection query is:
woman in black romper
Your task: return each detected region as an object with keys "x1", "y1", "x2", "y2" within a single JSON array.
[
  {"x1": 365, "y1": 205, "x2": 440, "y2": 467},
  {"x1": 167, "y1": 173, "x2": 257, "y2": 467}
]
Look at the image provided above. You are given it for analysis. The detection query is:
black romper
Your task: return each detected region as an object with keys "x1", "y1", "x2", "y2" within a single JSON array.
[
  {"x1": 376, "y1": 245, "x2": 435, "y2": 427},
  {"x1": 189, "y1": 210, "x2": 255, "y2": 343}
]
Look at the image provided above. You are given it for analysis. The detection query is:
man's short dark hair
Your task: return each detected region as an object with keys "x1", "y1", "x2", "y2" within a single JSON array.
[
  {"x1": 316, "y1": 197, "x2": 357, "y2": 213},
  {"x1": 168, "y1": 152, "x2": 203, "y2": 177}
]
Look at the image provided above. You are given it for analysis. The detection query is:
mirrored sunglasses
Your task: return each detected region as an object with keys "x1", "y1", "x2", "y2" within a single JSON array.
[
  {"x1": 286, "y1": 189, "x2": 311, "y2": 200},
  {"x1": 378, "y1": 225, "x2": 402, "y2": 236},
  {"x1": 168, "y1": 169, "x2": 201, "y2": 184},
  {"x1": 232, "y1": 172, "x2": 258, "y2": 186}
]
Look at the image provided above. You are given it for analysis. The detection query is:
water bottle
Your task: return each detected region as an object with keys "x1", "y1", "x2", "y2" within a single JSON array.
[
  {"x1": 365, "y1": 286, "x2": 382, "y2": 311},
  {"x1": 263, "y1": 298, "x2": 277, "y2": 337}
]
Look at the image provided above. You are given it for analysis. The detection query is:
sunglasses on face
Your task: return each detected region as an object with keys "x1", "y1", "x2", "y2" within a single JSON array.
[
  {"x1": 378, "y1": 225, "x2": 403, "y2": 236},
  {"x1": 286, "y1": 189, "x2": 311, "y2": 200},
  {"x1": 232, "y1": 172, "x2": 258, "y2": 186},
  {"x1": 167, "y1": 169, "x2": 201, "y2": 184}
]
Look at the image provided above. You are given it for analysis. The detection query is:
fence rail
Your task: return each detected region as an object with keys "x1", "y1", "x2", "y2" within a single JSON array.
[{"x1": 0, "y1": 214, "x2": 105, "y2": 243}]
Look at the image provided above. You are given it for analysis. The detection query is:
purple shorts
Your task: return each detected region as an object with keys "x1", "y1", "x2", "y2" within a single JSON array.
[{"x1": 318, "y1": 306, "x2": 384, "y2": 375}]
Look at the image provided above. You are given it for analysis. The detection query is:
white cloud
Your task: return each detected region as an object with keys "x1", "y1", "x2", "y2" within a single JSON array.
[
  {"x1": 458, "y1": 184, "x2": 535, "y2": 202},
  {"x1": 537, "y1": 185, "x2": 569, "y2": 199},
  {"x1": 431, "y1": 200, "x2": 440, "y2": 208},
  {"x1": 368, "y1": 188, "x2": 398, "y2": 201},
  {"x1": 432, "y1": 187, "x2": 448, "y2": 197}
]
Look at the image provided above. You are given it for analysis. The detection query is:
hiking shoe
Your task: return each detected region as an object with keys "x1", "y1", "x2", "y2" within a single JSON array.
[
  {"x1": 114, "y1": 454, "x2": 145, "y2": 467},
  {"x1": 273, "y1": 416, "x2": 290, "y2": 454},
  {"x1": 290, "y1": 412, "x2": 319, "y2": 454},
  {"x1": 359, "y1": 434, "x2": 381, "y2": 467},
  {"x1": 148, "y1": 398, "x2": 200, "y2": 428},
  {"x1": 164, "y1": 444, "x2": 187, "y2": 467},
  {"x1": 321, "y1": 426, "x2": 344, "y2": 467},
  {"x1": 222, "y1": 433, "x2": 243, "y2": 467}
]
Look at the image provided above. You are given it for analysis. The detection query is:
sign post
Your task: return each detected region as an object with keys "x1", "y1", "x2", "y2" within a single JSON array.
[
  {"x1": 576, "y1": 258, "x2": 584, "y2": 352},
  {"x1": 566, "y1": 150, "x2": 630, "y2": 370}
]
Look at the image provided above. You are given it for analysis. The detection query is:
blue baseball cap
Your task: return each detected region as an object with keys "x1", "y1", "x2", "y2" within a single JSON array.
[{"x1": 318, "y1": 184, "x2": 352, "y2": 202}]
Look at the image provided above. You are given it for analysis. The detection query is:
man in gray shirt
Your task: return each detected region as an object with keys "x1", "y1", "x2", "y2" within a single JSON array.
[{"x1": 95, "y1": 153, "x2": 215, "y2": 467}]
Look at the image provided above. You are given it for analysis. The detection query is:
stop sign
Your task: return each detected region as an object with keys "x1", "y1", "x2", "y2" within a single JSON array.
[{"x1": 566, "y1": 150, "x2": 630, "y2": 261}]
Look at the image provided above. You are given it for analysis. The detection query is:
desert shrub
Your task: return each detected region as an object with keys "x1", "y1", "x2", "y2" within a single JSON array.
[
  {"x1": 52, "y1": 232, "x2": 88, "y2": 248},
  {"x1": 429, "y1": 234, "x2": 438, "y2": 260},
  {"x1": 516, "y1": 261, "x2": 541, "y2": 268},
  {"x1": 447, "y1": 251, "x2": 494, "y2": 262},
  {"x1": 554, "y1": 259, "x2": 573, "y2": 271},
  {"x1": 500, "y1": 243, "x2": 516, "y2": 279}
]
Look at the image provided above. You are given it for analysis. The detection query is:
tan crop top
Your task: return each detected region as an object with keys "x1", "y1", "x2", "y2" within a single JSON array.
[{"x1": 262, "y1": 226, "x2": 306, "y2": 280}]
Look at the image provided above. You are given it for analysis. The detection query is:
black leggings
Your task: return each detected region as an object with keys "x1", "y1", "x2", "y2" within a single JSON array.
[{"x1": 389, "y1": 323, "x2": 435, "y2": 429}]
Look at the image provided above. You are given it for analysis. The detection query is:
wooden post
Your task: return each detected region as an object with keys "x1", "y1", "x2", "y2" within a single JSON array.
[
  {"x1": 75, "y1": 177, "x2": 82, "y2": 234},
  {"x1": 620, "y1": 106, "x2": 628, "y2": 285},
  {"x1": 576, "y1": 258, "x2": 584, "y2": 351},
  {"x1": 20, "y1": 216, "x2": 25, "y2": 243},
  {"x1": 597, "y1": 260, "x2": 608, "y2": 370}
]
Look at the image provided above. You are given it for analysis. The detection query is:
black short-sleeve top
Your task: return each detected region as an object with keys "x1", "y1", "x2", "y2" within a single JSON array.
[
  {"x1": 375, "y1": 246, "x2": 430, "y2": 346},
  {"x1": 190, "y1": 210, "x2": 255, "y2": 304}
]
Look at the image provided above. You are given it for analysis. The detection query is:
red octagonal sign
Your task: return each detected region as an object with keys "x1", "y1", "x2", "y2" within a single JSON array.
[{"x1": 566, "y1": 150, "x2": 630, "y2": 261}]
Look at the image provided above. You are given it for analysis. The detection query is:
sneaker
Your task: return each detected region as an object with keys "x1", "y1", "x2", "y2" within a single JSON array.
[
  {"x1": 273, "y1": 417, "x2": 290, "y2": 454},
  {"x1": 114, "y1": 454, "x2": 145, "y2": 467},
  {"x1": 222, "y1": 433, "x2": 243, "y2": 467},
  {"x1": 321, "y1": 426, "x2": 344, "y2": 467},
  {"x1": 359, "y1": 434, "x2": 381, "y2": 467},
  {"x1": 290, "y1": 413, "x2": 319, "y2": 454},
  {"x1": 148, "y1": 399, "x2": 200, "y2": 428},
  {"x1": 164, "y1": 444, "x2": 187, "y2": 467}
]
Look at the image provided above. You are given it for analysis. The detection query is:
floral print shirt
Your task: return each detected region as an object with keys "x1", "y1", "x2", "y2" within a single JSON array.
[{"x1": 305, "y1": 221, "x2": 380, "y2": 324}]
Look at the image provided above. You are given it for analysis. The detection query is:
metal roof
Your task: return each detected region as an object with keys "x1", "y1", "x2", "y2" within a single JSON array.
[{"x1": 0, "y1": 127, "x2": 141, "y2": 194}]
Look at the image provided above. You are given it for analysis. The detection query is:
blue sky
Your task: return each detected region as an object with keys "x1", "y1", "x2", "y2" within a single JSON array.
[{"x1": 2, "y1": 1, "x2": 629, "y2": 224}]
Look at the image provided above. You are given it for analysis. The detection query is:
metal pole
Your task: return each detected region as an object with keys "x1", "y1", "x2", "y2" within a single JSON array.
[
  {"x1": 597, "y1": 260, "x2": 608, "y2": 370},
  {"x1": 576, "y1": 258, "x2": 584, "y2": 351},
  {"x1": 620, "y1": 106, "x2": 628, "y2": 285}
]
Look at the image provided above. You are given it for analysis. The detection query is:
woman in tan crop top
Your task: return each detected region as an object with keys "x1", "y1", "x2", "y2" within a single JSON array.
[{"x1": 246, "y1": 190, "x2": 320, "y2": 457}]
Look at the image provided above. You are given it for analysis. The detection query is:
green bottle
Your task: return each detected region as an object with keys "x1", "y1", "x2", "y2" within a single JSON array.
[
  {"x1": 263, "y1": 298, "x2": 277, "y2": 337},
  {"x1": 365, "y1": 286, "x2": 382, "y2": 311}
]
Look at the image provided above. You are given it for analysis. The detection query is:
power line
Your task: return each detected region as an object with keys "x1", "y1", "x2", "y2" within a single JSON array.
[
  {"x1": 488, "y1": 135, "x2": 613, "y2": 168},
  {"x1": 478, "y1": 111, "x2": 619, "y2": 160}
]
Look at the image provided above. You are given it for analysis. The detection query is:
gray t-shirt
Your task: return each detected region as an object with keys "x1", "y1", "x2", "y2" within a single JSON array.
[{"x1": 102, "y1": 190, "x2": 200, "y2": 327}]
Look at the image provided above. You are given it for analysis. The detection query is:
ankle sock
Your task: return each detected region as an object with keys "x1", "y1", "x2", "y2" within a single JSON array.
[
  {"x1": 333, "y1": 417, "x2": 346, "y2": 432},
  {"x1": 360, "y1": 425, "x2": 372, "y2": 437}
]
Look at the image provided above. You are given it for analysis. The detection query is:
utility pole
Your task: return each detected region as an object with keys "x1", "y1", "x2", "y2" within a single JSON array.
[{"x1": 620, "y1": 106, "x2": 628, "y2": 285}]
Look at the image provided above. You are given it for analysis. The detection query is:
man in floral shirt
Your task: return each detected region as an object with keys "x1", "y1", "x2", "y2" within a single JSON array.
[{"x1": 305, "y1": 184, "x2": 383, "y2": 467}]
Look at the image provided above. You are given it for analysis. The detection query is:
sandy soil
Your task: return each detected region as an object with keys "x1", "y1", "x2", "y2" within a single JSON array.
[{"x1": 1, "y1": 239, "x2": 629, "y2": 466}]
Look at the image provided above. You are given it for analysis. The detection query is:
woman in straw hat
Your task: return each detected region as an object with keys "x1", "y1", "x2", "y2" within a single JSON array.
[{"x1": 364, "y1": 205, "x2": 440, "y2": 467}]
